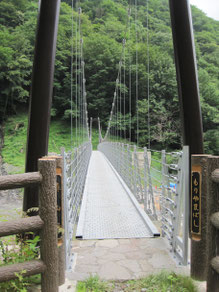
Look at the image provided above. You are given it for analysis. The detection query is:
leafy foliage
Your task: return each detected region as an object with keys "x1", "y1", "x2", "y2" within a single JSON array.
[
  {"x1": 1, "y1": 112, "x2": 100, "y2": 170},
  {"x1": 0, "y1": 0, "x2": 218, "y2": 153},
  {"x1": 0, "y1": 234, "x2": 40, "y2": 291}
]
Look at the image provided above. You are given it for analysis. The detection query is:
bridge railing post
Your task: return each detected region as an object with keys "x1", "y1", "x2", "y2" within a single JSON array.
[
  {"x1": 61, "y1": 147, "x2": 69, "y2": 270},
  {"x1": 171, "y1": 147, "x2": 189, "y2": 265},
  {"x1": 38, "y1": 158, "x2": 58, "y2": 292},
  {"x1": 117, "y1": 142, "x2": 120, "y2": 172},
  {"x1": 133, "y1": 146, "x2": 138, "y2": 199},
  {"x1": 121, "y1": 143, "x2": 124, "y2": 180},
  {"x1": 161, "y1": 150, "x2": 167, "y2": 238},
  {"x1": 143, "y1": 147, "x2": 149, "y2": 212},
  {"x1": 144, "y1": 147, "x2": 156, "y2": 219},
  {"x1": 124, "y1": 144, "x2": 129, "y2": 187},
  {"x1": 118, "y1": 143, "x2": 122, "y2": 174}
]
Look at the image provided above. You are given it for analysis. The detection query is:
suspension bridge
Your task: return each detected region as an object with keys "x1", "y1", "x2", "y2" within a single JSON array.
[
  {"x1": 0, "y1": 0, "x2": 219, "y2": 291},
  {"x1": 60, "y1": 0, "x2": 190, "y2": 272}
]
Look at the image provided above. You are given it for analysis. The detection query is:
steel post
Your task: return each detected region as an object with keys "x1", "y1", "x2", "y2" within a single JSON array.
[
  {"x1": 182, "y1": 146, "x2": 189, "y2": 265},
  {"x1": 169, "y1": 0, "x2": 204, "y2": 154},
  {"x1": 23, "y1": 0, "x2": 61, "y2": 212}
]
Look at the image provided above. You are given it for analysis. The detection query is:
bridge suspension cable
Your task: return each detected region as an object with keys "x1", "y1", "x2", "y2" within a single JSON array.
[
  {"x1": 103, "y1": 1, "x2": 131, "y2": 142},
  {"x1": 135, "y1": 0, "x2": 139, "y2": 146},
  {"x1": 71, "y1": 0, "x2": 74, "y2": 148},
  {"x1": 147, "y1": 0, "x2": 151, "y2": 149},
  {"x1": 129, "y1": 5, "x2": 132, "y2": 142},
  {"x1": 70, "y1": 1, "x2": 89, "y2": 147},
  {"x1": 63, "y1": 0, "x2": 92, "y2": 270},
  {"x1": 102, "y1": 0, "x2": 151, "y2": 149}
]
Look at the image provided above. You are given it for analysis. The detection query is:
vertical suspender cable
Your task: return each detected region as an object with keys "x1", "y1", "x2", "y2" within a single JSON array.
[
  {"x1": 128, "y1": 5, "x2": 132, "y2": 142},
  {"x1": 135, "y1": 0, "x2": 139, "y2": 146},
  {"x1": 102, "y1": 3, "x2": 131, "y2": 142},
  {"x1": 81, "y1": 42, "x2": 84, "y2": 142},
  {"x1": 75, "y1": 4, "x2": 78, "y2": 146},
  {"x1": 71, "y1": 0, "x2": 74, "y2": 148},
  {"x1": 82, "y1": 57, "x2": 85, "y2": 142},
  {"x1": 116, "y1": 80, "x2": 119, "y2": 139},
  {"x1": 78, "y1": 7, "x2": 81, "y2": 144},
  {"x1": 123, "y1": 39, "x2": 126, "y2": 140},
  {"x1": 147, "y1": 0, "x2": 150, "y2": 149},
  {"x1": 119, "y1": 63, "x2": 122, "y2": 140}
]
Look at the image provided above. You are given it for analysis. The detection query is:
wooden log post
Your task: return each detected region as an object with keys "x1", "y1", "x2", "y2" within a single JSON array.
[
  {"x1": 0, "y1": 172, "x2": 42, "y2": 191},
  {"x1": 0, "y1": 216, "x2": 43, "y2": 237},
  {"x1": 48, "y1": 155, "x2": 65, "y2": 286},
  {"x1": 38, "y1": 158, "x2": 58, "y2": 292},
  {"x1": 207, "y1": 161, "x2": 219, "y2": 291},
  {"x1": 0, "y1": 260, "x2": 46, "y2": 283}
]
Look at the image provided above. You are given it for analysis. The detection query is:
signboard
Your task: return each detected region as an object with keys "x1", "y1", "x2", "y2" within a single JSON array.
[
  {"x1": 191, "y1": 166, "x2": 201, "y2": 238},
  {"x1": 56, "y1": 167, "x2": 62, "y2": 239},
  {"x1": 57, "y1": 175, "x2": 62, "y2": 225}
]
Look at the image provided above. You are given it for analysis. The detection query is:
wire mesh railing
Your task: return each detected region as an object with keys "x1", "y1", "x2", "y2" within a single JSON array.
[
  {"x1": 98, "y1": 142, "x2": 189, "y2": 265},
  {"x1": 62, "y1": 141, "x2": 92, "y2": 270}
]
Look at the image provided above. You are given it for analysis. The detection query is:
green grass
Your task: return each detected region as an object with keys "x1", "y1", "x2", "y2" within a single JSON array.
[
  {"x1": 91, "y1": 128, "x2": 101, "y2": 150},
  {"x1": 77, "y1": 275, "x2": 110, "y2": 292},
  {"x1": 2, "y1": 113, "x2": 28, "y2": 170},
  {"x1": 1, "y1": 113, "x2": 99, "y2": 172},
  {"x1": 76, "y1": 273, "x2": 198, "y2": 292}
]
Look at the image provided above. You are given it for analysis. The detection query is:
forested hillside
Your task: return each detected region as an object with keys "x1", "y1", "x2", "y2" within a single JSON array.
[{"x1": 0, "y1": 0, "x2": 218, "y2": 153}]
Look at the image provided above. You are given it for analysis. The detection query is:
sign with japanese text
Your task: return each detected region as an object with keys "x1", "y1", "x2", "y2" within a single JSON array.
[
  {"x1": 56, "y1": 170, "x2": 62, "y2": 239},
  {"x1": 191, "y1": 167, "x2": 201, "y2": 237}
]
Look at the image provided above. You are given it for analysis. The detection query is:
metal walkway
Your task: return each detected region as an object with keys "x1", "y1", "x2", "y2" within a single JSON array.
[{"x1": 76, "y1": 151, "x2": 159, "y2": 240}]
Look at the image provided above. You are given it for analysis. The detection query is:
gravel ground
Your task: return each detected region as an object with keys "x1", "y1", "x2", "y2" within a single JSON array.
[{"x1": 0, "y1": 157, "x2": 23, "y2": 221}]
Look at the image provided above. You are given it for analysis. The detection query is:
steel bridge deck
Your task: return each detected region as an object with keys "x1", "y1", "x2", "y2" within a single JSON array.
[{"x1": 76, "y1": 151, "x2": 157, "y2": 240}]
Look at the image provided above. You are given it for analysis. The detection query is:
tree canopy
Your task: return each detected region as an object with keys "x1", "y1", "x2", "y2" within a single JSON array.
[{"x1": 0, "y1": 0, "x2": 218, "y2": 153}]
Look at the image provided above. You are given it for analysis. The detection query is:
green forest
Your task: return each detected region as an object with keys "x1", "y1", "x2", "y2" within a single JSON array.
[{"x1": 0, "y1": 0, "x2": 218, "y2": 153}]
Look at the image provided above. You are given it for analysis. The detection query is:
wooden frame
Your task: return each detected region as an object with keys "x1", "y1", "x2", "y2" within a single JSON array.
[{"x1": 0, "y1": 158, "x2": 59, "y2": 292}]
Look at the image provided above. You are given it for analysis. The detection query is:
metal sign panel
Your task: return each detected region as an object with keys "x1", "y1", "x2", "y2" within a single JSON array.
[{"x1": 191, "y1": 166, "x2": 202, "y2": 238}]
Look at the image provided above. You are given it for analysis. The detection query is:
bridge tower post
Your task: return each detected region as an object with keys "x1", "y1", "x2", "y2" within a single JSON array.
[
  {"x1": 169, "y1": 0, "x2": 205, "y2": 280},
  {"x1": 23, "y1": 0, "x2": 61, "y2": 212},
  {"x1": 169, "y1": 0, "x2": 203, "y2": 154}
]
